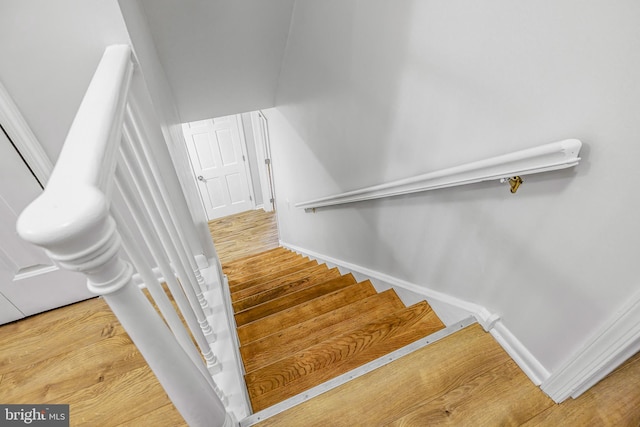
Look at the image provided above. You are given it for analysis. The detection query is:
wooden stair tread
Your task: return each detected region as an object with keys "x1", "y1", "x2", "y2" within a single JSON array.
[
  {"x1": 227, "y1": 253, "x2": 306, "y2": 284},
  {"x1": 253, "y1": 324, "x2": 528, "y2": 427},
  {"x1": 224, "y1": 249, "x2": 298, "y2": 273},
  {"x1": 231, "y1": 264, "x2": 331, "y2": 305},
  {"x1": 223, "y1": 251, "x2": 299, "y2": 278},
  {"x1": 221, "y1": 247, "x2": 288, "y2": 269},
  {"x1": 230, "y1": 260, "x2": 320, "y2": 293},
  {"x1": 241, "y1": 289, "x2": 406, "y2": 373},
  {"x1": 234, "y1": 273, "x2": 355, "y2": 326},
  {"x1": 246, "y1": 301, "x2": 446, "y2": 411},
  {"x1": 236, "y1": 281, "x2": 377, "y2": 346}
]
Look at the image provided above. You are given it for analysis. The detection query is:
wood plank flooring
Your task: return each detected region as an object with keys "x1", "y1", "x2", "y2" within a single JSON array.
[
  {"x1": 0, "y1": 297, "x2": 185, "y2": 427},
  {"x1": 257, "y1": 324, "x2": 640, "y2": 426},
  {"x1": 2, "y1": 208, "x2": 639, "y2": 426},
  {"x1": 208, "y1": 208, "x2": 279, "y2": 264}
]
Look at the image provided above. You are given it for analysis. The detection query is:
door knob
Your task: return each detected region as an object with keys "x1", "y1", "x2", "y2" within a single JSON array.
[{"x1": 197, "y1": 175, "x2": 205, "y2": 182}]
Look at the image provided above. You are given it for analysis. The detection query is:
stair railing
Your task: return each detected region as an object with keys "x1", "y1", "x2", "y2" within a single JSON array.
[
  {"x1": 296, "y1": 139, "x2": 582, "y2": 210},
  {"x1": 17, "y1": 45, "x2": 235, "y2": 427}
]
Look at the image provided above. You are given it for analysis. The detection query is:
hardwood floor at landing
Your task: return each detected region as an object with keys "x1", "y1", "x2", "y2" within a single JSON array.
[
  {"x1": 1, "y1": 208, "x2": 639, "y2": 426},
  {"x1": 208, "y1": 208, "x2": 279, "y2": 264},
  {"x1": 257, "y1": 324, "x2": 640, "y2": 426},
  {"x1": 0, "y1": 297, "x2": 185, "y2": 426}
]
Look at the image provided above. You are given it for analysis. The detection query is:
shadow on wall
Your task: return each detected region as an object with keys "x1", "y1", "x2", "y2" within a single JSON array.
[{"x1": 275, "y1": 0, "x2": 415, "y2": 192}]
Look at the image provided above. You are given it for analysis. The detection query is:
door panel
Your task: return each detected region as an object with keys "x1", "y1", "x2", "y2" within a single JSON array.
[
  {"x1": 193, "y1": 132, "x2": 216, "y2": 169},
  {"x1": 183, "y1": 115, "x2": 254, "y2": 219},
  {"x1": 0, "y1": 129, "x2": 91, "y2": 324}
]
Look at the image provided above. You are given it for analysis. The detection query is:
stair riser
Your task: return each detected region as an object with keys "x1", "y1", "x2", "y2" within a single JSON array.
[
  {"x1": 234, "y1": 273, "x2": 355, "y2": 327},
  {"x1": 232, "y1": 266, "x2": 336, "y2": 309},
  {"x1": 236, "y1": 282, "x2": 377, "y2": 346}
]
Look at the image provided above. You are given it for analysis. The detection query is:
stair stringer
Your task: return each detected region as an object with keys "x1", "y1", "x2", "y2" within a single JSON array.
[
  {"x1": 280, "y1": 240, "x2": 551, "y2": 388},
  {"x1": 203, "y1": 261, "x2": 252, "y2": 420},
  {"x1": 135, "y1": 258, "x2": 252, "y2": 420}
]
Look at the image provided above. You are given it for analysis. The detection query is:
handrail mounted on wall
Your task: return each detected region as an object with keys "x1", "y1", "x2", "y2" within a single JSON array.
[{"x1": 296, "y1": 139, "x2": 582, "y2": 210}]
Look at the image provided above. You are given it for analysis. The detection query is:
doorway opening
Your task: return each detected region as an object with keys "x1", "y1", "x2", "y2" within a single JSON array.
[{"x1": 181, "y1": 111, "x2": 275, "y2": 222}]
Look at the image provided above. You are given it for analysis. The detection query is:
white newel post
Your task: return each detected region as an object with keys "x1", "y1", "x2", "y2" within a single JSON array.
[{"x1": 17, "y1": 186, "x2": 234, "y2": 427}]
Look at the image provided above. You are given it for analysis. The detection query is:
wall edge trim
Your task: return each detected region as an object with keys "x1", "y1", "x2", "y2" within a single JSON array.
[
  {"x1": 541, "y1": 289, "x2": 640, "y2": 402},
  {"x1": 0, "y1": 80, "x2": 54, "y2": 186}
]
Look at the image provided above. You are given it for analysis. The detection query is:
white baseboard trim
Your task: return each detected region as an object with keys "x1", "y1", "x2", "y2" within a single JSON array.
[
  {"x1": 541, "y1": 288, "x2": 640, "y2": 402},
  {"x1": 280, "y1": 240, "x2": 550, "y2": 388},
  {"x1": 490, "y1": 321, "x2": 550, "y2": 385}
]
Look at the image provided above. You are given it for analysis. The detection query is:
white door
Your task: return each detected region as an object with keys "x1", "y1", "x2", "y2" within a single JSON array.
[
  {"x1": 0, "y1": 130, "x2": 91, "y2": 324},
  {"x1": 182, "y1": 115, "x2": 254, "y2": 220}
]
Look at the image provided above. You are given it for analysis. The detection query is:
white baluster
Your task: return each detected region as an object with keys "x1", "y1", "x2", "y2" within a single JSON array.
[
  {"x1": 115, "y1": 166, "x2": 221, "y2": 374},
  {"x1": 119, "y1": 136, "x2": 215, "y2": 339},
  {"x1": 126, "y1": 104, "x2": 212, "y2": 292},
  {"x1": 111, "y1": 207, "x2": 218, "y2": 389},
  {"x1": 17, "y1": 186, "x2": 233, "y2": 427},
  {"x1": 122, "y1": 112, "x2": 213, "y2": 315}
]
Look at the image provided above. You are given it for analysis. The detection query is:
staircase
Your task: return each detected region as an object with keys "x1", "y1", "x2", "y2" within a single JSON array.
[{"x1": 223, "y1": 247, "x2": 446, "y2": 413}]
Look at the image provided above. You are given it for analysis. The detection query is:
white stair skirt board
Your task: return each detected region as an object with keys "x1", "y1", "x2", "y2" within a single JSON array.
[
  {"x1": 204, "y1": 264, "x2": 252, "y2": 421},
  {"x1": 239, "y1": 316, "x2": 477, "y2": 427},
  {"x1": 136, "y1": 260, "x2": 251, "y2": 419},
  {"x1": 280, "y1": 241, "x2": 551, "y2": 388},
  {"x1": 541, "y1": 288, "x2": 640, "y2": 403}
]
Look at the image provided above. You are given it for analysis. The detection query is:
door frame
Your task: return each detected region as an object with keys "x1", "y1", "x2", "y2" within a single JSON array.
[
  {"x1": 234, "y1": 114, "x2": 258, "y2": 208},
  {"x1": 183, "y1": 114, "x2": 257, "y2": 221},
  {"x1": 0, "y1": 80, "x2": 53, "y2": 185},
  {"x1": 250, "y1": 110, "x2": 276, "y2": 212}
]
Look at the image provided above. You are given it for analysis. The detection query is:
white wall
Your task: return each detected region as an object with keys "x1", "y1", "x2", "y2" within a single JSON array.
[
  {"x1": 118, "y1": 0, "x2": 218, "y2": 261},
  {"x1": 269, "y1": 0, "x2": 640, "y2": 373},
  {"x1": 138, "y1": 0, "x2": 295, "y2": 122},
  {"x1": 0, "y1": 0, "x2": 130, "y2": 162},
  {"x1": 0, "y1": 0, "x2": 215, "y2": 262}
]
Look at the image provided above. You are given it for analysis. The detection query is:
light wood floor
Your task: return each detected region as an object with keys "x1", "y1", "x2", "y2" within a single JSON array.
[
  {"x1": 208, "y1": 208, "x2": 279, "y2": 264},
  {"x1": 2, "y1": 208, "x2": 639, "y2": 426},
  {"x1": 258, "y1": 324, "x2": 640, "y2": 426},
  {"x1": 0, "y1": 297, "x2": 186, "y2": 426}
]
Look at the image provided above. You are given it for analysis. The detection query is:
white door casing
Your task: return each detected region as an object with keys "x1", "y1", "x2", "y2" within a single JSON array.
[
  {"x1": 182, "y1": 115, "x2": 254, "y2": 220},
  {"x1": 250, "y1": 110, "x2": 275, "y2": 212},
  {"x1": 0, "y1": 130, "x2": 91, "y2": 324}
]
